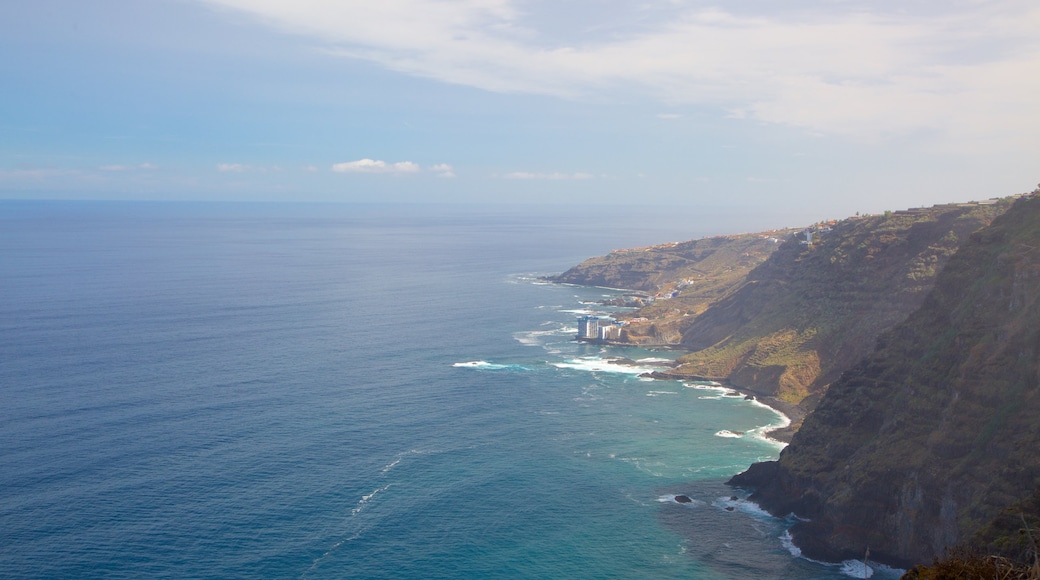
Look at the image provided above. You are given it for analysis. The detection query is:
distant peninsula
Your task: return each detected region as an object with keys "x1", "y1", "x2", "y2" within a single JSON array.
[{"x1": 549, "y1": 186, "x2": 1040, "y2": 570}]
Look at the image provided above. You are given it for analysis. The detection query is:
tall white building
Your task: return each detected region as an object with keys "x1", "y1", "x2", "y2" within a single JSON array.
[{"x1": 577, "y1": 315, "x2": 623, "y2": 341}]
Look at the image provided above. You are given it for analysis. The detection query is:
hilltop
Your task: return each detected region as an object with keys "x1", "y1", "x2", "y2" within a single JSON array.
[{"x1": 729, "y1": 192, "x2": 1040, "y2": 567}]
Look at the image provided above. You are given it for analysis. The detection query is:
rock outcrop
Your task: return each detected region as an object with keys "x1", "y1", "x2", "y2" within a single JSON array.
[{"x1": 729, "y1": 193, "x2": 1040, "y2": 567}]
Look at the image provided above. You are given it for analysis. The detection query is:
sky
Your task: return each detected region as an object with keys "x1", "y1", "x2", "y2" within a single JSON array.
[{"x1": 2, "y1": 0, "x2": 1038, "y2": 217}]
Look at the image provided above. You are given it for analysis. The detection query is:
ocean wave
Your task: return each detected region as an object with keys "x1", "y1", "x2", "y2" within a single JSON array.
[
  {"x1": 646, "y1": 390, "x2": 679, "y2": 397},
  {"x1": 841, "y1": 560, "x2": 874, "y2": 578},
  {"x1": 551, "y1": 356, "x2": 654, "y2": 375},
  {"x1": 683, "y1": 382, "x2": 733, "y2": 396},
  {"x1": 743, "y1": 402, "x2": 792, "y2": 449},
  {"x1": 452, "y1": 361, "x2": 529, "y2": 371},
  {"x1": 558, "y1": 308, "x2": 599, "y2": 316},
  {"x1": 779, "y1": 530, "x2": 801, "y2": 558},
  {"x1": 781, "y1": 530, "x2": 901, "y2": 578},
  {"x1": 714, "y1": 495, "x2": 774, "y2": 519},
  {"x1": 714, "y1": 430, "x2": 744, "y2": 438},
  {"x1": 513, "y1": 328, "x2": 575, "y2": 347},
  {"x1": 683, "y1": 379, "x2": 723, "y2": 387}
]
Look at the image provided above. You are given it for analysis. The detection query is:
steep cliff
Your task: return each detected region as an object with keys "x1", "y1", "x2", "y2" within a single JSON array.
[
  {"x1": 729, "y1": 194, "x2": 1040, "y2": 567},
  {"x1": 668, "y1": 201, "x2": 1014, "y2": 408}
]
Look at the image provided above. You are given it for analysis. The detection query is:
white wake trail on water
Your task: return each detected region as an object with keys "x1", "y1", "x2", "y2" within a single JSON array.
[
  {"x1": 301, "y1": 482, "x2": 395, "y2": 578},
  {"x1": 452, "y1": 360, "x2": 531, "y2": 371},
  {"x1": 302, "y1": 449, "x2": 430, "y2": 578}
]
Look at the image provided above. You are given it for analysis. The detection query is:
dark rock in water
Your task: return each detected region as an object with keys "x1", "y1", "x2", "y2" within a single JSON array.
[
  {"x1": 725, "y1": 506, "x2": 735, "y2": 511},
  {"x1": 730, "y1": 496, "x2": 738, "y2": 501},
  {"x1": 744, "y1": 394, "x2": 755, "y2": 400},
  {"x1": 674, "y1": 495, "x2": 692, "y2": 503}
]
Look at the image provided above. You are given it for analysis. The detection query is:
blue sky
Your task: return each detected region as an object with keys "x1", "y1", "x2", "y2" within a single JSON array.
[{"x1": 2, "y1": 0, "x2": 1038, "y2": 217}]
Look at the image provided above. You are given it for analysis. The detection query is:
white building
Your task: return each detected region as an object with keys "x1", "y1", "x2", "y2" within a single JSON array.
[{"x1": 577, "y1": 315, "x2": 623, "y2": 341}]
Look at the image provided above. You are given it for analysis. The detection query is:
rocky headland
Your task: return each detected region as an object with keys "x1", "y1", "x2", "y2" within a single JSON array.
[{"x1": 552, "y1": 187, "x2": 1040, "y2": 569}]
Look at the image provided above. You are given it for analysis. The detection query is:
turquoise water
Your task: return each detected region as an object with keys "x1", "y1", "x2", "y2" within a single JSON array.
[{"x1": 0, "y1": 202, "x2": 897, "y2": 578}]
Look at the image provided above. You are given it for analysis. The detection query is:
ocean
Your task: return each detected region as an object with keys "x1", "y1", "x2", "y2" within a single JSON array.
[{"x1": 0, "y1": 201, "x2": 899, "y2": 579}]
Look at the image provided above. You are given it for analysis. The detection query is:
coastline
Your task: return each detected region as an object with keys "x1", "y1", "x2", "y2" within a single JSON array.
[
  {"x1": 644, "y1": 370, "x2": 806, "y2": 444},
  {"x1": 747, "y1": 394, "x2": 804, "y2": 444},
  {"x1": 550, "y1": 276, "x2": 807, "y2": 443}
]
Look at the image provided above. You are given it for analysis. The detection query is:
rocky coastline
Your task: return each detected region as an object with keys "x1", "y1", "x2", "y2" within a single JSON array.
[{"x1": 551, "y1": 188, "x2": 1040, "y2": 571}]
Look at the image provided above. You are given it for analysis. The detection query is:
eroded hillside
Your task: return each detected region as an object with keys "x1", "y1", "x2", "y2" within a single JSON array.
[
  {"x1": 668, "y1": 200, "x2": 1015, "y2": 408},
  {"x1": 730, "y1": 193, "x2": 1040, "y2": 567}
]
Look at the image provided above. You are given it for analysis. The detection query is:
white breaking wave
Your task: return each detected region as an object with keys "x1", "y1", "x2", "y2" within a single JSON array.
[
  {"x1": 452, "y1": 361, "x2": 529, "y2": 371},
  {"x1": 513, "y1": 327, "x2": 574, "y2": 347},
  {"x1": 714, "y1": 430, "x2": 744, "y2": 438},
  {"x1": 551, "y1": 356, "x2": 654, "y2": 375},
  {"x1": 715, "y1": 495, "x2": 774, "y2": 520},
  {"x1": 780, "y1": 530, "x2": 898, "y2": 578},
  {"x1": 687, "y1": 382, "x2": 736, "y2": 401},
  {"x1": 780, "y1": 530, "x2": 801, "y2": 557},
  {"x1": 558, "y1": 308, "x2": 598, "y2": 315},
  {"x1": 744, "y1": 400, "x2": 792, "y2": 449},
  {"x1": 840, "y1": 560, "x2": 874, "y2": 579}
]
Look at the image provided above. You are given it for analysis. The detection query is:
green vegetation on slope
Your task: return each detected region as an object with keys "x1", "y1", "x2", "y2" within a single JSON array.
[
  {"x1": 730, "y1": 193, "x2": 1040, "y2": 568},
  {"x1": 670, "y1": 200, "x2": 1015, "y2": 408}
]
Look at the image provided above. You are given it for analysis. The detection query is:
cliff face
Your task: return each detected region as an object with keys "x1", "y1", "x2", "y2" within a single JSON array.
[
  {"x1": 670, "y1": 201, "x2": 1014, "y2": 408},
  {"x1": 730, "y1": 195, "x2": 1040, "y2": 567}
]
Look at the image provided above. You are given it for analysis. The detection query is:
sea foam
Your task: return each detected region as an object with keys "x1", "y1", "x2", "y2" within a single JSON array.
[
  {"x1": 453, "y1": 361, "x2": 529, "y2": 371},
  {"x1": 551, "y1": 356, "x2": 654, "y2": 375},
  {"x1": 840, "y1": 560, "x2": 874, "y2": 578}
]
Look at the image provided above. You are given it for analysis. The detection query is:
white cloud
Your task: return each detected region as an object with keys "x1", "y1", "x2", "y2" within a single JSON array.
[
  {"x1": 331, "y1": 158, "x2": 421, "y2": 173},
  {"x1": 217, "y1": 163, "x2": 250, "y2": 172},
  {"x1": 100, "y1": 163, "x2": 158, "y2": 172},
  {"x1": 503, "y1": 171, "x2": 593, "y2": 180},
  {"x1": 430, "y1": 163, "x2": 455, "y2": 178},
  {"x1": 196, "y1": 0, "x2": 1040, "y2": 149}
]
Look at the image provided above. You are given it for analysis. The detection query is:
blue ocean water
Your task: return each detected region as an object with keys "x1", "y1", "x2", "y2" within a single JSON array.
[{"x1": 0, "y1": 201, "x2": 898, "y2": 579}]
